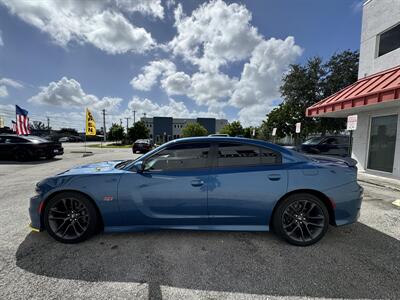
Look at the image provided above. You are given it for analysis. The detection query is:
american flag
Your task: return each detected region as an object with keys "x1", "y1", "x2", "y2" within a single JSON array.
[
  {"x1": 15, "y1": 105, "x2": 31, "y2": 135},
  {"x1": 11, "y1": 120, "x2": 16, "y2": 132}
]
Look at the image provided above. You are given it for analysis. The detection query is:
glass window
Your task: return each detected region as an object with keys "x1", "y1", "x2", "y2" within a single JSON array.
[
  {"x1": 367, "y1": 115, "x2": 398, "y2": 173},
  {"x1": 5, "y1": 137, "x2": 26, "y2": 143},
  {"x1": 144, "y1": 142, "x2": 210, "y2": 171},
  {"x1": 217, "y1": 143, "x2": 280, "y2": 167},
  {"x1": 378, "y1": 23, "x2": 400, "y2": 57}
]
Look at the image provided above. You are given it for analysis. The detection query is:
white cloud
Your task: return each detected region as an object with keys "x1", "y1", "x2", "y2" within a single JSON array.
[
  {"x1": 0, "y1": 30, "x2": 3, "y2": 46},
  {"x1": 126, "y1": 96, "x2": 224, "y2": 119},
  {"x1": 169, "y1": 0, "x2": 262, "y2": 72},
  {"x1": 130, "y1": 59, "x2": 176, "y2": 91},
  {"x1": 116, "y1": 0, "x2": 164, "y2": 19},
  {"x1": 0, "y1": 85, "x2": 7, "y2": 98},
  {"x1": 161, "y1": 71, "x2": 191, "y2": 95},
  {"x1": 28, "y1": 77, "x2": 122, "y2": 112},
  {"x1": 0, "y1": 0, "x2": 158, "y2": 54},
  {"x1": 230, "y1": 37, "x2": 302, "y2": 125},
  {"x1": 0, "y1": 77, "x2": 24, "y2": 98},
  {"x1": 0, "y1": 77, "x2": 23, "y2": 89}
]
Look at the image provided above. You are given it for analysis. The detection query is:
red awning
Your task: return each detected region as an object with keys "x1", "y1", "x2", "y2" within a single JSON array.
[{"x1": 306, "y1": 65, "x2": 400, "y2": 117}]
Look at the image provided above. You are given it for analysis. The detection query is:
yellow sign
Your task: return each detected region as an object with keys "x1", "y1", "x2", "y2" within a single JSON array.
[{"x1": 85, "y1": 108, "x2": 96, "y2": 136}]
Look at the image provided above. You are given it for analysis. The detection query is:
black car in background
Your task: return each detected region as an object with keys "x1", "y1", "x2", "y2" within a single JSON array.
[
  {"x1": 132, "y1": 139, "x2": 154, "y2": 154},
  {"x1": 0, "y1": 134, "x2": 64, "y2": 161},
  {"x1": 296, "y1": 135, "x2": 350, "y2": 157}
]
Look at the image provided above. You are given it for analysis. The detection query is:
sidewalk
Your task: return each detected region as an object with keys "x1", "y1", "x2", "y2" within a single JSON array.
[{"x1": 358, "y1": 171, "x2": 400, "y2": 192}]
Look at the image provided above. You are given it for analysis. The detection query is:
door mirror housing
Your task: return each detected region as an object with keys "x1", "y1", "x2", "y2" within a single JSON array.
[{"x1": 132, "y1": 161, "x2": 145, "y2": 173}]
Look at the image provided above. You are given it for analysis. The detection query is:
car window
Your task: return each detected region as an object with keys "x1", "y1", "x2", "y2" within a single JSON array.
[
  {"x1": 217, "y1": 143, "x2": 281, "y2": 167},
  {"x1": 144, "y1": 142, "x2": 210, "y2": 171},
  {"x1": 4, "y1": 137, "x2": 26, "y2": 144},
  {"x1": 303, "y1": 137, "x2": 324, "y2": 145},
  {"x1": 323, "y1": 138, "x2": 338, "y2": 145},
  {"x1": 338, "y1": 136, "x2": 349, "y2": 144}
]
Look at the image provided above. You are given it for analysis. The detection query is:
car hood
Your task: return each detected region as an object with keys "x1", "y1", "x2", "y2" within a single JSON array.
[{"x1": 57, "y1": 160, "x2": 125, "y2": 176}]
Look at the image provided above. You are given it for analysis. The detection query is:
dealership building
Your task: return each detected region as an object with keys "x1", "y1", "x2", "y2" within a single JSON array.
[
  {"x1": 307, "y1": 0, "x2": 400, "y2": 178},
  {"x1": 141, "y1": 117, "x2": 228, "y2": 144}
]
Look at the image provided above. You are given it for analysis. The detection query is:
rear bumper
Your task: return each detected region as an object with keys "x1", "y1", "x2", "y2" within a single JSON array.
[
  {"x1": 29, "y1": 194, "x2": 44, "y2": 231},
  {"x1": 325, "y1": 183, "x2": 363, "y2": 226}
]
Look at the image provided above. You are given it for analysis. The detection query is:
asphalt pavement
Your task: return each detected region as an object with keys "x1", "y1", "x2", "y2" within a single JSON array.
[{"x1": 0, "y1": 143, "x2": 399, "y2": 300}]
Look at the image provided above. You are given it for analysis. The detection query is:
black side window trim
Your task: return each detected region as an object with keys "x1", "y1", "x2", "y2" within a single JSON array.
[
  {"x1": 212, "y1": 142, "x2": 282, "y2": 168},
  {"x1": 142, "y1": 142, "x2": 213, "y2": 172}
]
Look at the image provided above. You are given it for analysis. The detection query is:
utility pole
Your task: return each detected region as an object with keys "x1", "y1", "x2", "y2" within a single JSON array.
[
  {"x1": 120, "y1": 119, "x2": 123, "y2": 126},
  {"x1": 133, "y1": 110, "x2": 137, "y2": 125},
  {"x1": 125, "y1": 117, "x2": 130, "y2": 133},
  {"x1": 102, "y1": 109, "x2": 106, "y2": 142},
  {"x1": 47, "y1": 116, "x2": 50, "y2": 134}
]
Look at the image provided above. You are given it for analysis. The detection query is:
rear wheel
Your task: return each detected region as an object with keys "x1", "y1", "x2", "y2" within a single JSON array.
[
  {"x1": 44, "y1": 192, "x2": 98, "y2": 243},
  {"x1": 14, "y1": 149, "x2": 30, "y2": 161},
  {"x1": 272, "y1": 193, "x2": 329, "y2": 246}
]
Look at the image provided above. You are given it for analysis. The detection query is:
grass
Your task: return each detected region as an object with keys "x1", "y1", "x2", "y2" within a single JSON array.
[{"x1": 87, "y1": 143, "x2": 131, "y2": 149}]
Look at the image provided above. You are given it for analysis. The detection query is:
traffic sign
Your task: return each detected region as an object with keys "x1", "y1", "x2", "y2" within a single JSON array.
[
  {"x1": 272, "y1": 128, "x2": 277, "y2": 136},
  {"x1": 295, "y1": 122, "x2": 301, "y2": 133},
  {"x1": 347, "y1": 115, "x2": 358, "y2": 131}
]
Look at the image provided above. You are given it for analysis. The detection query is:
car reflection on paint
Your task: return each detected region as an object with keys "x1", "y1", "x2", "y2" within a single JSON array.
[{"x1": 29, "y1": 137, "x2": 362, "y2": 246}]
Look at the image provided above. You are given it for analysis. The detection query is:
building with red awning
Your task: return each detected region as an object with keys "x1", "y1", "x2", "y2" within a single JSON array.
[{"x1": 306, "y1": 0, "x2": 400, "y2": 178}]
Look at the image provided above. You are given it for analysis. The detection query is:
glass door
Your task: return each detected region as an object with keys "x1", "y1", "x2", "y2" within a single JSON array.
[{"x1": 367, "y1": 114, "x2": 398, "y2": 173}]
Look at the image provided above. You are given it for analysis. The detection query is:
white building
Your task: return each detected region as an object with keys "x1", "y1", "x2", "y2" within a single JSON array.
[{"x1": 307, "y1": 0, "x2": 400, "y2": 178}]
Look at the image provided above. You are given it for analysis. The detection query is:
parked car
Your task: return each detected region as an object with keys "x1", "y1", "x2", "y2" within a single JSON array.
[
  {"x1": 58, "y1": 136, "x2": 83, "y2": 143},
  {"x1": 296, "y1": 135, "x2": 350, "y2": 157},
  {"x1": 30, "y1": 137, "x2": 362, "y2": 246},
  {"x1": 0, "y1": 134, "x2": 64, "y2": 161},
  {"x1": 132, "y1": 139, "x2": 154, "y2": 153}
]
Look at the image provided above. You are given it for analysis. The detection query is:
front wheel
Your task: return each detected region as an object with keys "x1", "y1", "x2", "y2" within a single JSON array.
[
  {"x1": 44, "y1": 192, "x2": 98, "y2": 243},
  {"x1": 272, "y1": 193, "x2": 329, "y2": 246}
]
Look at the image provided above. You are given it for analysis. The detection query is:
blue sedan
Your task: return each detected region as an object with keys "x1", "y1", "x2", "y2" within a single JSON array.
[{"x1": 29, "y1": 137, "x2": 363, "y2": 246}]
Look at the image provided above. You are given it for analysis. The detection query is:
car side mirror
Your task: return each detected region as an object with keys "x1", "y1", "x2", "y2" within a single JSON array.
[{"x1": 132, "y1": 161, "x2": 145, "y2": 173}]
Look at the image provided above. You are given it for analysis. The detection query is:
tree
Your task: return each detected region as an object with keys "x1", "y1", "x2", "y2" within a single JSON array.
[
  {"x1": 220, "y1": 121, "x2": 244, "y2": 136},
  {"x1": 31, "y1": 121, "x2": 49, "y2": 130},
  {"x1": 107, "y1": 123, "x2": 125, "y2": 142},
  {"x1": 182, "y1": 122, "x2": 208, "y2": 137},
  {"x1": 264, "y1": 50, "x2": 359, "y2": 139},
  {"x1": 127, "y1": 121, "x2": 150, "y2": 142},
  {"x1": 58, "y1": 128, "x2": 78, "y2": 135}
]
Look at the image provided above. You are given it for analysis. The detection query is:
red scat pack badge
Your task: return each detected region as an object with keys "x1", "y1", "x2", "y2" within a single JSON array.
[{"x1": 103, "y1": 195, "x2": 113, "y2": 202}]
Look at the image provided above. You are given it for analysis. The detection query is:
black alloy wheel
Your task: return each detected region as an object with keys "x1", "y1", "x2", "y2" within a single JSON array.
[
  {"x1": 14, "y1": 149, "x2": 30, "y2": 161},
  {"x1": 44, "y1": 192, "x2": 98, "y2": 243},
  {"x1": 273, "y1": 193, "x2": 329, "y2": 246}
]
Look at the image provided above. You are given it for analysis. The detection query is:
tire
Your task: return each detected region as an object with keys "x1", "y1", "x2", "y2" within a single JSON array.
[
  {"x1": 44, "y1": 192, "x2": 99, "y2": 243},
  {"x1": 272, "y1": 193, "x2": 329, "y2": 246},
  {"x1": 14, "y1": 149, "x2": 31, "y2": 161}
]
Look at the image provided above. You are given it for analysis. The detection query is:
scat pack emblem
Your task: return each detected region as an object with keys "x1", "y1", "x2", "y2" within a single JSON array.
[{"x1": 103, "y1": 195, "x2": 113, "y2": 202}]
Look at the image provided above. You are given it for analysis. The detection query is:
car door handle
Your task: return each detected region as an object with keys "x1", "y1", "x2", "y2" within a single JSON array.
[
  {"x1": 191, "y1": 180, "x2": 205, "y2": 187},
  {"x1": 268, "y1": 174, "x2": 281, "y2": 181}
]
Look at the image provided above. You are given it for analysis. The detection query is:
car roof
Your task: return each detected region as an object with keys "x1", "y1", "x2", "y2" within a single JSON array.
[{"x1": 164, "y1": 136, "x2": 293, "y2": 155}]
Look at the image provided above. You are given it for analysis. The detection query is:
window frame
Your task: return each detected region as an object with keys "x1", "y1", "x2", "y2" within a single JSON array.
[
  {"x1": 141, "y1": 141, "x2": 213, "y2": 172},
  {"x1": 212, "y1": 141, "x2": 282, "y2": 169},
  {"x1": 376, "y1": 22, "x2": 400, "y2": 58}
]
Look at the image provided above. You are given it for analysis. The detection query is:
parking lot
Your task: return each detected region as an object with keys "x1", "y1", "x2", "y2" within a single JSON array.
[{"x1": 0, "y1": 143, "x2": 399, "y2": 300}]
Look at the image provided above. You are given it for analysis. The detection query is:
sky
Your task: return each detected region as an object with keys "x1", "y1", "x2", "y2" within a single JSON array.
[{"x1": 0, "y1": 0, "x2": 363, "y2": 130}]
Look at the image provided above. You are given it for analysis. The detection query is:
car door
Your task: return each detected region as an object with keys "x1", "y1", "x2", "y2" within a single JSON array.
[
  {"x1": 207, "y1": 142, "x2": 288, "y2": 227},
  {"x1": 118, "y1": 142, "x2": 211, "y2": 226},
  {"x1": 0, "y1": 137, "x2": 7, "y2": 158}
]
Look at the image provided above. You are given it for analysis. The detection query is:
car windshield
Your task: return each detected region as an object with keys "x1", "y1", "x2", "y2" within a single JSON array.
[
  {"x1": 23, "y1": 136, "x2": 49, "y2": 143},
  {"x1": 303, "y1": 137, "x2": 324, "y2": 145}
]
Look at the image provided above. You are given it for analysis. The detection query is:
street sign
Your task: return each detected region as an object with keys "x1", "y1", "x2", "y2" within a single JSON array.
[
  {"x1": 295, "y1": 122, "x2": 301, "y2": 133},
  {"x1": 347, "y1": 115, "x2": 358, "y2": 131},
  {"x1": 272, "y1": 128, "x2": 277, "y2": 136}
]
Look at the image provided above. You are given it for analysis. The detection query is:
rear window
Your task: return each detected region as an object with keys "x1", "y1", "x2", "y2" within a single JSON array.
[{"x1": 217, "y1": 143, "x2": 281, "y2": 167}]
